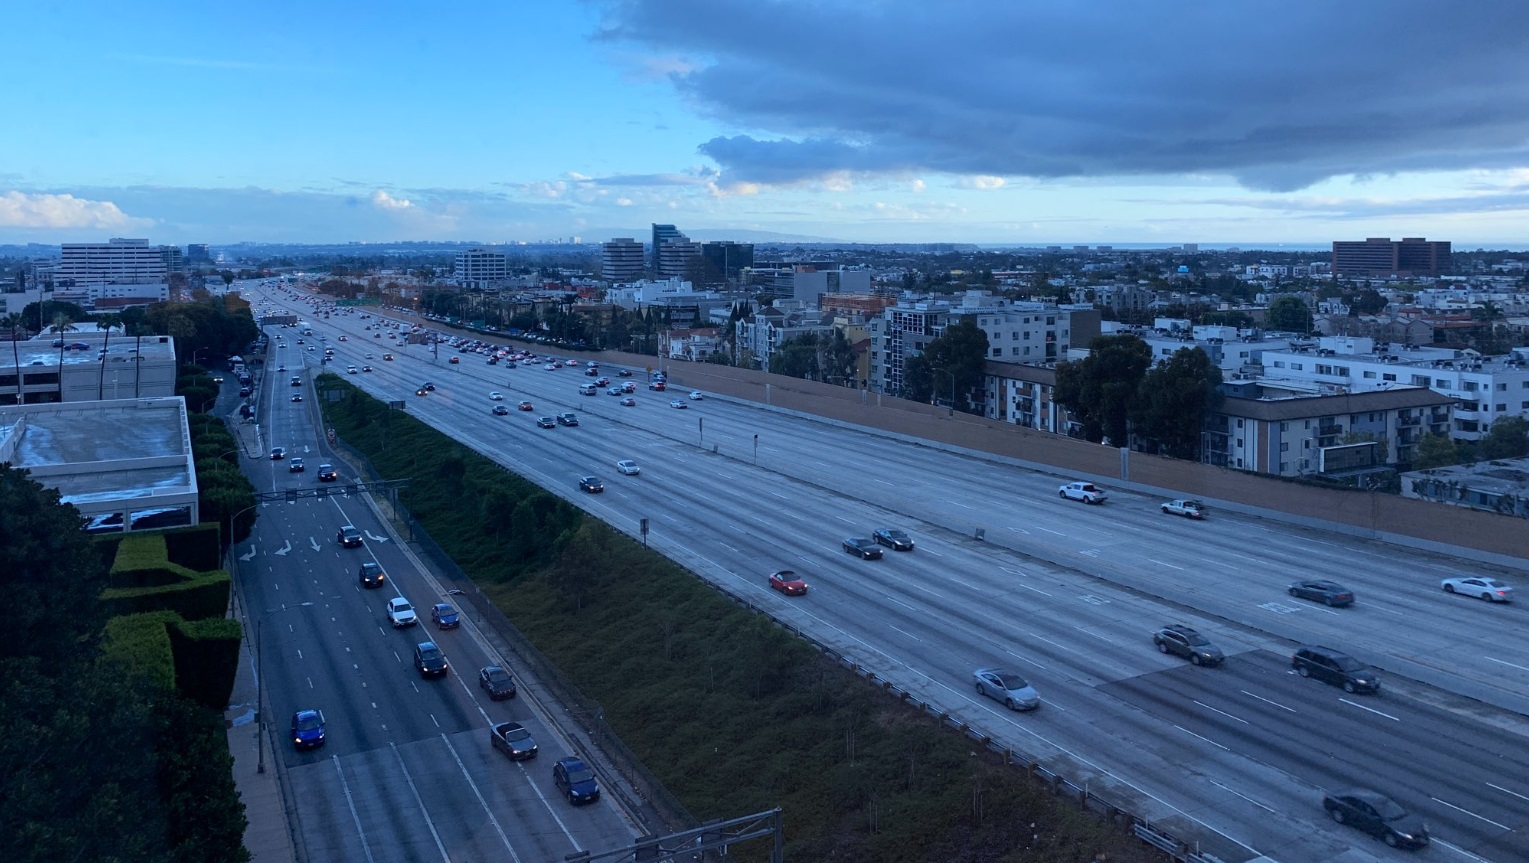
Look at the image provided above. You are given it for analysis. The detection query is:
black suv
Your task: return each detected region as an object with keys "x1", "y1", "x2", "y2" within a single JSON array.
[
  {"x1": 359, "y1": 562, "x2": 385, "y2": 588},
  {"x1": 337, "y1": 525, "x2": 363, "y2": 548},
  {"x1": 1292, "y1": 646, "x2": 1379, "y2": 693},
  {"x1": 1152, "y1": 625, "x2": 1224, "y2": 666},
  {"x1": 414, "y1": 641, "x2": 449, "y2": 678},
  {"x1": 556, "y1": 412, "x2": 579, "y2": 427}
]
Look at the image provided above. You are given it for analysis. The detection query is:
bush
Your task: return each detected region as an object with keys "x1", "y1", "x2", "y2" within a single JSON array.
[
  {"x1": 101, "y1": 611, "x2": 180, "y2": 692},
  {"x1": 168, "y1": 618, "x2": 243, "y2": 709}
]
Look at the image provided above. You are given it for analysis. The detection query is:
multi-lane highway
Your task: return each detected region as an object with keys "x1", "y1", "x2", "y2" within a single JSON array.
[{"x1": 243, "y1": 282, "x2": 1529, "y2": 863}]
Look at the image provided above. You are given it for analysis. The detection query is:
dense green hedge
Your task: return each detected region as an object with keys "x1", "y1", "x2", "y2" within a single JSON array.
[
  {"x1": 104, "y1": 533, "x2": 231, "y2": 619},
  {"x1": 169, "y1": 618, "x2": 244, "y2": 709},
  {"x1": 164, "y1": 524, "x2": 222, "y2": 573},
  {"x1": 101, "y1": 611, "x2": 180, "y2": 692}
]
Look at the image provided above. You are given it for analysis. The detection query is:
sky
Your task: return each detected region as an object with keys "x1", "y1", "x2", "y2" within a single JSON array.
[{"x1": 3, "y1": 0, "x2": 1528, "y2": 247}]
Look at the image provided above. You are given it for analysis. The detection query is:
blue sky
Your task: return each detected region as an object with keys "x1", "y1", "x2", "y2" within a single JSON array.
[{"x1": 3, "y1": 0, "x2": 1528, "y2": 247}]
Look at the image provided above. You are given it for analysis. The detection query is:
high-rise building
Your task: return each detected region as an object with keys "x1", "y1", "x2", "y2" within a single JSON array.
[
  {"x1": 159, "y1": 245, "x2": 185, "y2": 274},
  {"x1": 651, "y1": 224, "x2": 682, "y2": 269},
  {"x1": 453, "y1": 248, "x2": 509, "y2": 288},
  {"x1": 658, "y1": 238, "x2": 699, "y2": 279},
  {"x1": 55, "y1": 238, "x2": 168, "y2": 287},
  {"x1": 1332, "y1": 237, "x2": 1451, "y2": 277},
  {"x1": 186, "y1": 244, "x2": 212, "y2": 263},
  {"x1": 700, "y1": 241, "x2": 754, "y2": 280},
  {"x1": 601, "y1": 238, "x2": 645, "y2": 283}
]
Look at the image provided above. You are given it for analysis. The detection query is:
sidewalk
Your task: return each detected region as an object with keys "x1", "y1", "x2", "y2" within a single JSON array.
[{"x1": 224, "y1": 603, "x2": 298, "y2": 863}]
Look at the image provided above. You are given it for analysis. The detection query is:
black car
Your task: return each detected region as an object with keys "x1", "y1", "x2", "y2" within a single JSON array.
[
  {"x1": 422, "y1": 382, "x2": 436, "y2": 391},
  {"x1": 556, "y1": 412, "x2": 579, "y2": 427},
  {"x1": 479, "y1": 665, "x2": 517, "y2": 700},
  {"x1": 492, "y1": 404, "x2": 509, "y2": 415},
  {"x1": 1152, "y1": 625, "x2": 1225, "y2": 666},
  {"x1": 537, "y1": 416, "x2": 557, "y2": 429},
  {"x1": 1287, "y1": 580, "x2": 1355, "y2": 607},
  {"x1": 337, "y1": 525, "x2": 363, "y2": 548},
  {"x1": 872, "y1": 528, "x2": 915, "y2": 551},
  {"x1": 1323, "y1": 790, "x2": 1429, "y2": 848},
  {"x1": 842, "y1": 537, "x2": 883, "y2": 560},
  {"x1": 359, "y1": 562, "x2": 385, "y2": 588},
  {"x1": 414, "y1": 641, "x2": 449, "y2": 678},
  {"x1": 579, "y1": 476, "x2": 604, "y2": 493},
  {"x1": 616, "y1": 369, "x2": 633, "y2": 377},
  {"x1": 318, "y1": 464, "x2": 339, "y2": 482},
  {"x1": 1292, "y1": 645, "x2": 1379, "y2": 693},
  {"x1": 269, "y1": 447, "x2": 285, "y2": 460},
  {"x1": 288, "y1": 457, "x2": 305, "y2": 473}
]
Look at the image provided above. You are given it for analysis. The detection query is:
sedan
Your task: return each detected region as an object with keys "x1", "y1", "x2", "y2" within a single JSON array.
[
  {"x1": 1322, "y1": 790, "x2": 1429, "y2": 849},
  {"x1": 616, "y1": 369, "x2": 633, "y2": 377},
  {"x1": 579, "y1": 476, "x2": 604, "y2": 493},
  {"x1": 269, "y1": 447, "x2": 285, "y2": 460},
  {"x1": 479, "y1": 665, "x2": 516, "y2": 700},
  {"x1": 317, "y1": 464, "x2": 339, "y2": 482},
  {"x1": 537, "y1": 417, "x2": 557, "y2": 429},
  {"x1": 488, "y1": 391, "x2": 504, "y2": 401},
  {"x1": 689, "y1": 391, "x2": 704, "y2": 401},
  {"x1": 973, "y1": 668, "x2": 1040, "y2": 711},
  {"x1": 361, "y1": 365, "x2": 372, "y2": 372},
  {"x1": 414, "y1": 641, "x2": 449, "y2": 677},
  {"x1": 1287, "y1": 579, "x2": 1355, "y2": 607},
  {"x1": 544, "y1": 363, "x2": 558, "y2": 371},
  {"x1": 290, "y1": 394, "x2": 303, "y2": 402},
  {"x1": 842, "y1": 537, "x2": 883, "y2": 560},
  {"x1": 669, "y1": 399, "x2": 688, "y2": 409},
  {"x1": 615, "y1": 460, "x2": 640, "y2": 476},
  {"x1": 872, "y1": 528, "x2": 915, "y2": 551},
  {"x1": 491, "y1": 721, "x2": 538, "y2": 760},
  {"x1": 1441, "y1": 576, "x2": 1513, "y2": 602},
  {"x1": 288, "y1": 458, "x2": 305, "y2": 473},
  {"x1": 517, "y1": 400, "x2": 534, "y2": 411},
  {"x1": 620, "y1": 397, "x2": 636, "y2": 407},
  {"x1": 430, "y1": 603, "x2": 460, "y2": 629},
  {"x1": 768, "y1": 570, "x2": 808, "y2": 596},
  {"x1": 337, "y1": 525, "x2": 363, "y2": 548},
  {"x1": 290, "y1": 709, "x2": 326, "y2": 750},
  {"x1": 491, "y1": 405, "x2": 509, "y2": 416}
]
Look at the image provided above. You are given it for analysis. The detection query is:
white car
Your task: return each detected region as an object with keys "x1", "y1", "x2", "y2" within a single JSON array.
[
  {"x1": 689, "y1": 391, "x2": 704, "y2": 401},
  {"x1": 386, "y1": 597, "x2": 418, "y2": 627},
  {"x1": 1058, "y1": 481, "x2": 1107, "y2": 504},
  {"x1": 1441, "y1": 576, "x2": 1514, "y2": 602},
  {"x1": 616, "y1": 460, "x2": 640, "y2": 476},
  {"x1": 670, "y1": 399, "x2": 688, "y2": 409},
  {"x1": 347, "y1": 366, "x2": 358, "y2": 374},
  {"x1": 543, "y1": 363, "x2": 558, "y2": 371},
  {"x1": 488, "y1": 391, "x2": 504, "y2": 401}
]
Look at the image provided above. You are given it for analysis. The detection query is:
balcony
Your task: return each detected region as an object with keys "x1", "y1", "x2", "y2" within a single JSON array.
[
  {"x1": 1318, "y1": 424, "x2": 1344, "y2": 437},
  {"x1": 1397, "y1": 414, "x2": 1421, "y2": 427}
]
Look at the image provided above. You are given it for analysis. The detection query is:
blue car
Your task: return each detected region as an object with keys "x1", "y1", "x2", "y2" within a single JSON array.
[
  {"x1": 291, "y1": 709, "x2": 326, "y2": 750},
  {"x1": 553, "y1": 756, "x2": 600, "y2": 805},
  {"x1": 431, "y1": 603, "x2": 460, "y2": 630}
]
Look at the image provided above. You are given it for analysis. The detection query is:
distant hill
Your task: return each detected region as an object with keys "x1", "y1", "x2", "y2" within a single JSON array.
[{"x1": 586, "y1": 228, "x2": 847, "y2": 244}]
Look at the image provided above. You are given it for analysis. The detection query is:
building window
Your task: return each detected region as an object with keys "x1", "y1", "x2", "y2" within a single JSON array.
[
  {"x1": 991, "y1": 348, "x2": 1002, "y2": 357},
  {"x1": 1383, "y1": 373, "x2": 1396, "y2": 382},
  {"x1": 1236, "y1": 418, "x2": 1244, "y2": 428},
  {"x1": 1280, "y1": 442, "x2": 1289, "y2": 452},
  {"x1": 1498, "y1": 382, "x2": 1508, "y2": 391},
  {"x1": 1498, "y1": 404, "x2": 1507, "y2": 412},
  {"x1": 1363, "y1": 371, "x2": 1376, "y2": 379},
  {"x1": 1279, "y1": 462, "x2": 1287, "y2": 473},
  {"x1": 1304, "y1": 440, "x2": 1311, "y2": 449},
  {"x1": 1464, "y1": 381, "x2": 1479, "y2": 391},
  {"x1": 1413, "y1": 376, "x2": 1431, "y2": 386},
  {"x1": 1280, "y1": 421, "x2": 1288, "y2": 431},
  {"x1": 1291, "y1": 363, "x2": 1303, "y2": 370},
  {"x1": 1236, "y1": 439, "x2": 1243, "y2": 448}
]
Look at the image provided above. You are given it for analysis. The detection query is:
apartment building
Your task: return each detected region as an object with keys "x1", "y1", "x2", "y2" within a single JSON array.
[
  {"x1": 1332, "y1": 237, "x2": 1452, "y2": 278},
  {"x1": 600, "y1": 238, "x2": 644, "y2": 283},
  {"x1": 735, "y1": 307, "x2": 831, "y2": 369},
  {"x1": 54, "y1": 238, "x2": 168, "y2": 287},
  {"x1": 983, "y1": 361, "x2": 1074, "y2": 433}
]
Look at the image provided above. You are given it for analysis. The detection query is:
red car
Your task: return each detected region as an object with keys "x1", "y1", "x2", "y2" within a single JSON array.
[
  {"x1": 517, "y1": 401, "x2": 534, "y2": 411},
  {"x1": 768, "y1": 570, "x2": 808, "y2": 596}
]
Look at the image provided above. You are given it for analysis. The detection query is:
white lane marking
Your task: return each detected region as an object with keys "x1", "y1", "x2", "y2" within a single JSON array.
[
  {"x1": 888, "y1": 624, "x2": 922, "y2": 642},
  {"x1": 1241, "y1": 690, "x2": 1297, "y2": 713},
  {"x1": 1006, "y1": 650, "x2": 1046, "y2": 669},
  {"x1": 1006, "y1": 526, "x2": 1031, "y2": 534},
  {"x1": 1076, "y1": 627, "x2": 1116, "y2": 645},
  {"x1": 1429, "y1": 796, "x2": 1510, "y2": 830},
  {"x1": 1174, "y1": 724, "x2": 1229, "y2": 751},
  {"x1": 1429, "y1": 838, "x2": 1493, "y2": 863},
  {"x1": 835, "y1": 515, "x2": 856, "y2": 525},
  {"x1": 1031, "y1": 634, "x2": 1073, "y2": 653},
  {"x1": 1210, "y1": 780, "x2": 1278, "y2": 814},
  {"x1": 330, "y1": 755, "x2": 377, "y2": 863},
  {"x1": 1486, "y1": 781, "x2": 1529, "y2": 802},
  {"x1": 920, "y1": 548, "x2": 943, "y2": 557},
  {"x1": 949, "y1": 501, "x2": 972, "y2": 510},
  {"x1": 883, "y1": 595, "x2": 918, "y2": 612},
  {"x1": 873, "y1": 478, "x2": 894, "y2": 485},
  {"x1": 1018, "y1": 583, "x2": 1053, "y2": 597},
  {"x1": 388, "y1": 743, "x2": 451, "y2": 861},
  {"x1": 240, "y1": 545, "x2": 257, "y2": 561},
  {"x1": 1228, "y1": 552, "x2": 1261, "y2": 563},
  {"x1": 514, "y1": 760, "x2": 580, "y2": 846},
  {"x1": 1146, "y1": 558, "x2": 1184, "y2": 571},
  {"x1": 1193, "y1": 700, "x2": 1249, "y2": 725},
  {"x1": 1485, "y1": 656, "x2": 1529, "y2": 673},
  {"x1": 439, "y1": 733, "x2": 523, "y2": 863},
  {"x1": 718, "y1": 542, "x2": 739, "y2": 553},
  {"x1": 770, "y1": 491, "x2": 790, "y2": 500},
  {"x1": 1001, "y1": 567, "x2": 1027, "y2": 577},
  {"x1": 948, "y1": 578, "x2": 976, "y2": 590},
  {"x1": 1036, "y1": 526, "x2": 1065, "y2": 536},
  {"x1": 1339, "y1": 698, "x2": 1399, "y2": 721}
]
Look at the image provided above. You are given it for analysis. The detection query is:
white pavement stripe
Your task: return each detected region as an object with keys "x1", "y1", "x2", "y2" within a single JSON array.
[
  {"x1": 514, "y1": 760, "x2": 581, "y2": 847},
  {"x1": 1174, "y1": 724, "x2": 1229, "y2": 751},
  {"x1": 1485, "y1": 656, "x2": 1529, "y2": 673},
  {"x1": 330, "y1": 755, "x2": 377, "y2": 863},
  {"x1": 1486, "y1": 781, "x2": 1529, "y2": 802},
  {"x1": 1193, "y1": 700, "x2": 1249, "y2": 725},
  {"x1": 1429, "y1": 796, "x2": 1510, "y2": 830},
  {"x1": 1210, "y1": 780, "x2": 1278, "y2": 814},
  {"x1": 440, "y1": 733, "x2": 523, "y2": 863},
  {"x1": 1339, "y1": 698, "x2": 1399, "y2": 721},
  {"x1": 390, "y1": 742, "x2": 452, "y2": 861},
  {"x1": 1240, "y1": 690, "x2": 1297, "y2": 713}
]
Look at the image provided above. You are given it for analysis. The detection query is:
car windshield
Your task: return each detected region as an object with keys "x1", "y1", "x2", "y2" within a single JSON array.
[
  {"x1": 394, "y1": 602, "x2": 412, "y2": 613},
  {"x1": 486, "y1": 669, "x2": 511, "y2": 684},
  {"x1": 505, "y1": 727, "x2": 531, "y2": 742},
  {"x1": 995, "y1": 672, "x2": 1025, "y2": 688},
  {"x1": 1184, "y1": 632, "x2": 1210, "y2": 645},
  {"x1": 436, "y1": 605, "x2": 456, "y2": 616},
  {"x1": 885, "y1": 530, "x2": 908, "y2": 540},
  {"x1": 567, "y1": 767, "x2": 595, "y2": 784},
  {"x1": 296, "y1": 715, "x2": 322, "y2": 731},
  {"x1": 1484, "y1": 579, "x2": 1506, "y2": 588},
  {"x1": 1334, "y1": 656, "x2": 1364, "y2": 671},
  {"x1": 419, "y1": 647, "x2": 441, "y2": 661}
]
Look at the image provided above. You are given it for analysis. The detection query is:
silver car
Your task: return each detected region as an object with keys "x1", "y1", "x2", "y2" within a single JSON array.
[
  {"x1": 973, "y1": 668, "x2": 1040, "y2": 710},
  {"x1": 1440, "y1": 576, "x2": 1513, "y2": 602}
]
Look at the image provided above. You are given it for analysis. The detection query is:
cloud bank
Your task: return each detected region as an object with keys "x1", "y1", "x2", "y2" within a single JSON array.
[
  {"x1": 0, "y1": 191, "x2": 153, "y2": 231},
  {"x1": 595, "y1": 0, "x2": 1529, "y2": 191}
]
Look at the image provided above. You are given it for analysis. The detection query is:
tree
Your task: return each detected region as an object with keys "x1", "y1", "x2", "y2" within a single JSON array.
[
  {"x1": 768, "y1": 332, "x2": 821, "y2": 379},
  {"x1": 1411, "y1": 432, "x2": 1460, "y2": 469},
  {"x1": 0, "y1": 312, "x2": 23, "y2": 403},
  {"x1": 1479, "y1": 416, "x2": 1529, "y2": 460},
  {"x1": 94, "y1": 313, "x2": 123, "y2": 399},
  {"x1": 1132, "y1": 347, "x2": 1224, "y2": 459},
  {"x1": 1266, "y1": 296, "x2": 1312, "y2": 333},
  {"x1": 1054, "y1": 334, "x2": 1152, "y2": 444},
  {"x1": 48, "y1": 313, "x2": 77, "y2": 401},
  {"x1": 901, "y1": 318, "x2": 989, "y2": 411}
]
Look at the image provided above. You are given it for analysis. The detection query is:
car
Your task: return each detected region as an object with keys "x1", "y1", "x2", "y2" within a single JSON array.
[
  {"x1": 842, "y1": 537, "x2": 883, "y2": 559},
  {"x1": 347, "y1": 365, "x2": 358, "y2": 374},
  {"x1": 1441, "y1": 576, "x2": 1513, "y2": 602},
  {"x1": 490, "y1": 721, "x2": 537, "y2": 759},
  {"x1": 565, "y1": 359, "x2": 579, "y2": 367},
  {"x1": 517, "y1": 400, "x2": 534, "y2": 411},
  {"x1": 288, "y1": 457, "x2": 305, "y2": 472},
  {"x1": 607, "y1": 386, "x2": 624, "y2": 396},
  {"x1": 537, "y1": 416, "x2": 557, "y2": 429},
  {"x1": 269, "y1": 447, "x2": 285, "y2": 460},
  {"x1": 361, "y1": 365, "x2": 372, "y2": 372},
  {"x1": 414, "y1": 641, "x2": 449, "y2": 677},
  {"x1": 336, "y1": 525, "x2": 363, "y2": 548},
  {"x1": 670, "y1": 399, "x2": 688, "y2": 409},
  {"x1": 768, "y1": 570, "x2": 808, "y2": 596},
  {"x1": 318, "y1": 464, "x2": 339, "y2": 482},
  {"x1": 1287, "y1": 579, "x2": 1354, "y2": 607},
  {"x1": 615, "y1": 459, "x2": 640, "y2": 476},
  {"x1": 492, "y1": 405, "x2": 509, "y2": 416},
  {"x1": 386, "y1": 597, "x2": 418, "y2": 627},
  {"x1": 556, "y1": 412, "x2": 579, "y2": 426},
  {"x1": 552, "y1": 757, "x2": 600, "y2": 804},
  {"x1": 431, "y1": 603, "x2": 460, "y2": 629},
  {"x1": 276, "y1": 365, "x2": 286, "y2": 372},
  {"x1": 1152, "y1": 624, "x2": 1225, "y2": 666},
  {"x1": 503, "y1": 360, "x2": 516, "y2": 368},
  {"x1": 623, "y1": 381, "x2": 637, "y2": 393},
  {"x1": 1160, "y1": 499, "x2": 1206, "y2": 519},
  {"x1": 448, "y1": 356, "x2": 459, "y2": 364},
  {"x1": 373, "y1": 332, "x2": 382, "y2": 338},
  {"x1": 290, "y1": 709, "x2": 326, "y2": 750},
  {"x1": 616, "y1": 369, "x2": 633, "y2": 377},
  {"x1": 649, "y1": 381, "x2": 667, "y2": 391},
  {"x1": 586, "y1": 361, "x2": 598, "y2": 368},
  {"x1": 1322, "y1": 790, "x2": 1430, "y2": 849},
  {"x1": 585, "y1": 367, "x2": 599, "y2": 377},
  {"x1": 579, "y1": 476, "x2": 604, "y2": 493},
  {"x1": 292, "y1": 392, "x2": 306, "y2": 402},
  {"x1": 359, "y1": 562, "x2": 385, "y2": 588},
  {"x1": 595, "y1": 377, "x2": 610, "y2": 387},
  {"x1": 1292, "y1": 645, "x2": 1379, "y2": 693},
  {"x1": 544, "y1": 363, "x2": 559, "y2": 370},
  {"x1": 620, "y1": 397, "x2": 636, "y2": 407},
  {"x1": 422, "y1": 382, "x2": 436, "y2": 391},
  {"x1": 488, "y1": 391, "x2": 504, "y2": 401},
  {"x1": 973, "y1": 668, "x2": 1040, "y2": 711},
  {"x1": 416, "y1": 387, "x2": 428, "y2": 396},
  {"x1": 872, "y1": 528, "x2": 915, "y2": 551},
  {"x1": 383, "y1": 353, "x2": 393, "y2": 360},
  {"x1": 479, "y1": 665, "x2": 517, "y2": 700},
  {"x1": 1058, "y1": 481, "x2": 1107, "y2": 504},
  {"x1": 338, "y1": 335, "x2": 347, "y2": 341},
  {"x1": 689, "y1": 391, "x2": 704, "y2": 400}
]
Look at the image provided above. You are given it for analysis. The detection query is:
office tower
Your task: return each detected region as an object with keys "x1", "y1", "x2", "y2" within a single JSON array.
[
  {"x1": 1332, "y1": 238, "x2": 1451, "y2": 277},
  {"x1": 601, "y1": 238, "x2": 644, "y2": 282}
]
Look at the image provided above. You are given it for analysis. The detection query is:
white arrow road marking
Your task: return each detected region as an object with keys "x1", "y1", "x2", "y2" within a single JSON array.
[
  {"x1": 364, "y1": 530, "x2": 389, "y2": 543},
  {"x1": 309, "y1": 537, "x2": 321, "y2": 551},
  {"x1": 239, "y1": 545, "x2": 256, "y2": 561},
  {"x1": 274, "y1": 539, "x2": 293, "y2": 556}
]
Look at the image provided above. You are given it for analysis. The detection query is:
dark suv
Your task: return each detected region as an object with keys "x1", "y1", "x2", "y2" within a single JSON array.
[
  {"x1": 1292, "y1": 646, "x2": 1379, "y2": 694},
  {"x1": 414, "y1": 641, "x2": 449, "y2": 678},
  {"x1": 1152, "y1": 625, "x2": 1224, "y2": 666},
  {"x1": 359, "y1": 562, "x2": 385, "y2": 588}
]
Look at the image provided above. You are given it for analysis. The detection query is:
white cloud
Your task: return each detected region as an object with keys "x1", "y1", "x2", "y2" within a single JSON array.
[
  {"x1": 616, "y1": 197, "x2": 634, "y2": 206},
  {"x1": 957, "y1": 175, "x2": 1006, "y2": 190},
  {"x1": 371, "y1": 190, "x2": 414, "y2": 210},
  {"x1": 910, "y1": 178, "x2": 926, "y2": 192},
  {"x1": 0, "y1": 190, "x2": 152, "y2": 230}
]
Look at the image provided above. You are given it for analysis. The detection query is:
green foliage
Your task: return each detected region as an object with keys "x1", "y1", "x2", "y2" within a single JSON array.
[
  {"x1": 1411, "y1": 432, "x2": 1461, "y2": 469},
  {"x1": 1132, "y1": 347, "x2": 1224, "y2": 459},
  {"x1": 1266, "y1": 295, "x2": 1313, "y2": 333},
  {"x1": 1479, "y1": 416, "x2": 1529, "y2": 460},
  {"x1": 104, "y1": 535, "x2": 231, "y2": 621},
  {"x1": 900, "y1": 318, "x2": 989, "y2": 411},
  {"x1": 101, "y1": 612, "x2": 181, "y2": 692},
  {"x1": 155, "y1": 696, "x2": 250, "y2": 863},
  {"x1": 1053, "y1": 334, "x2": 1152, "y2": 445},
  {"x1": 168, "y1": 618, "x2": 243, "y2": 709}
]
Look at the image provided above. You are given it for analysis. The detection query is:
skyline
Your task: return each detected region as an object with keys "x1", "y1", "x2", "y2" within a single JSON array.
[{"x1": 3, "y1": 1, "x2": 1527, "y2": 246}]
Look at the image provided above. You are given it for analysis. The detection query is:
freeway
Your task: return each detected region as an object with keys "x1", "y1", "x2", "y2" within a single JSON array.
[
  {"x1": 252, "y1": 285, "x2": 1529, "y2": 863},
  {"x1": 231, "y1": 307, "x2": 638, "y2": 861}
]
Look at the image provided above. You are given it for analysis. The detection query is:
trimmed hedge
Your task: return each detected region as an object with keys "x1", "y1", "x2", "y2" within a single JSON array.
[
  {"x1": 101, "y1": 611, "x2": 180, "y2": 692},
  {"x1": 169, "y1": 618, "x2": 244, "y2": 709},
  {"x1": 164, "y1": 524, "x2": 222, "y2": 573},
  {"x1": 104, "y1": 532, "x2": 231, "y2": 620}
]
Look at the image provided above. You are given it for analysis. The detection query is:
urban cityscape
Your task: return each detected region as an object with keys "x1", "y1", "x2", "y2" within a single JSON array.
[{"x1": 3, "y1": 3, "x2": 1529, "y2": 863}]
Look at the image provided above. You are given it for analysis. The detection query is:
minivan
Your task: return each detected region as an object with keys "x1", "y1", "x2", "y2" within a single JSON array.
[
  {"x1": 1292, "y1": 646, "x2": 1379, "y2": 694},
  {"x1": 579, "y1": 383, "x2": 598, "y2": 396}
]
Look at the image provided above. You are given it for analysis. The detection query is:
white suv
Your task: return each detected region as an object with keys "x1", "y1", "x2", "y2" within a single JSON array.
[
  {"x1": 1058, "y1": 481, "x2": 1107, "y2": 504},
  {"x1": 386, "y1": 597, "x2": 418, "y2": 627}
]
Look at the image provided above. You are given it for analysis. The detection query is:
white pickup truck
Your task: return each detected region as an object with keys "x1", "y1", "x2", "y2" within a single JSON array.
[
  {"x1": 1058, "y1": 481, "x2": 1108, "y2": 504},
  {"x1": 1160, "y1": 499, "x2": 1206, "y2": 519}
]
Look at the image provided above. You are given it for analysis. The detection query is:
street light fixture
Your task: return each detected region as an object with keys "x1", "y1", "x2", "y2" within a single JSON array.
[
  {"x1": 255, "y1": 601, "x2": 315, "y2": 774},
  {"x1": 937, "y1": 367, "x2": 957, "y2": 417}
]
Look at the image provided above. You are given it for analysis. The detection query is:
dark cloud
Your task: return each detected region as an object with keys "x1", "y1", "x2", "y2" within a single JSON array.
[{"x1": 594, "y1": 0, "x2": 1529, "y2": 190}]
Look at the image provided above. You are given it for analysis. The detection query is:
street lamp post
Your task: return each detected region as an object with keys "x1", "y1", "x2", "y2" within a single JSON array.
[
  {"x1": 255, "y1": 601, "x2": 315, "y2": 774},
  {"x1": 938, "y1": 368, "x2": 957, "y2": 417}
]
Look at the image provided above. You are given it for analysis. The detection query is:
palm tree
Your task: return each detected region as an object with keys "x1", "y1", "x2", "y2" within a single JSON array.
[
  {"x1": 94, "y1": 313, "x2": 122, "y2": 400},
  {"x1": 47, "y1": 314, "x2": 76, "y2": 403},
  {"x1": 0, "y1": 313, "x2": 24, "y2": 404}
]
